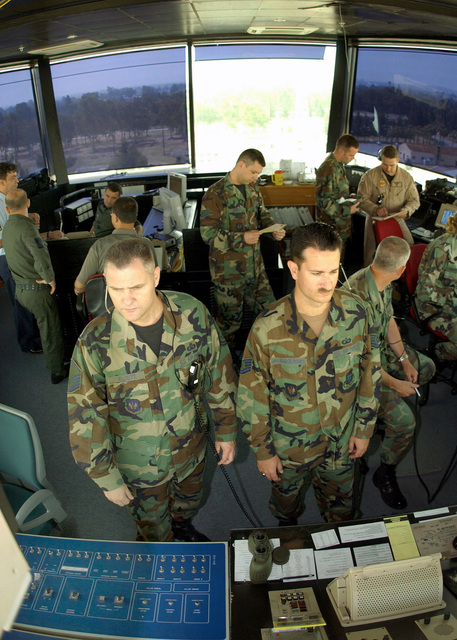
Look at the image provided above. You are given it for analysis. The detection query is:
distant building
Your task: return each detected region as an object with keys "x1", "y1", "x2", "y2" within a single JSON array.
[
  {"x1": 439, "y1": 145, "x2": 457, "y2": 168},
  {"x1": 398, "y1": 143, "x2": 437, "y2": 166}
]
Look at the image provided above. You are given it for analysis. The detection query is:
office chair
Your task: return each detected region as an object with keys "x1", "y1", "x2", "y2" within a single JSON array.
[
  {"x1": 374, "y1": 217, "x2": 412, "y2": 316},
  {"x1": 0, "y1": 403, "x2": 67, "y2": 534},
  {"x1": 374, "y1": 217, "x2": 405, "y2": 244},
  {"x1": 76, "y1": 273, "x2": 112, "y2": 325},
  {"x1": 405, "y1": 246, "x2": 457, "y2": 398},
  {"x1": 404, "y1": 243, "x2": 427, "y2": 325}
]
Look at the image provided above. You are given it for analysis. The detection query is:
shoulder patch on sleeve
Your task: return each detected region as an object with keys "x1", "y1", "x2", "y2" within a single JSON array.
[
  {"x1": 239, "y1": 357, "x2": 253, "y2": 375},
  {"x1": 34, "y1": 236, "x2": 46, "y2": 249},
  {"x1": 67, "y1": 369, "x2": 83, "y2": 393},
  {"x1": 370, "y1": 332, "x2": 380, "y2": 350}
]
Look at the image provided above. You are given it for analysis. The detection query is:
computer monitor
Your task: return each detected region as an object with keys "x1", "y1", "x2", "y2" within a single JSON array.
[
  {"x1": 435, "y1": 202, "x2": 457, "y2": 229},
  {"x1": 167, "y1": 172, "x2": 187, "y2": 206},
  {"x1": 345, "y1": 165, "x2": 369, "y2": 193},
  {"x1": 159, "y1": 187, "x2": 186, "y2": 233}
]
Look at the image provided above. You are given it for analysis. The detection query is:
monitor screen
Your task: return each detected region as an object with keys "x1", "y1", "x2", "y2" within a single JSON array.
[
  {"x1": 435, "y1": 202, "x2": 457, "y2": 229},
  {"x1": 159, "y1": 187, "x2": 186, "y2": 233},
  {"x1": 167, "y1": 172, "x2": 187, "y2": 206}
]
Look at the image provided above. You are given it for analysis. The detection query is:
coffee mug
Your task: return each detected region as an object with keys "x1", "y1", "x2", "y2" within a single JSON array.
[{"x1": 271, "y1": 170, "x2": 284, "y2": 186}]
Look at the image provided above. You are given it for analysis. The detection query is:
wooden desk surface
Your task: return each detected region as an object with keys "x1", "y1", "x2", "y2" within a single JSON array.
[{"x1": 260, "y1": 180, "x2": 316, "y2": 208}]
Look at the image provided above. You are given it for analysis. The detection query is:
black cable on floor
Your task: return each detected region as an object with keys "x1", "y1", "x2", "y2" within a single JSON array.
[
  {"x1": 197, "y1": 396, "x2": 263, "y2": 529},
  {"x1": 410, "y1": 344, "x2": 457, "y2": 503}
]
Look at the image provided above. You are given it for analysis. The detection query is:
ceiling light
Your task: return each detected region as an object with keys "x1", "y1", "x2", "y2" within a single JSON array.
[
  {"x1": 28, "y1": 40, "x2": 104, "y2": 56},
  {"x1": 247, "y1": 26, "x2": 318, "y2": 35}
]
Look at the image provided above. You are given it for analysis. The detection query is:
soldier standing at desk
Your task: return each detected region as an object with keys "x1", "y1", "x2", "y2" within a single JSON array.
[
  {"x1": 237, "y1": 223, "x2": 381, "y2": 524},
  {"x1": 315, "y1": 134, "x2": 361, "y2": 263},
  {"x1": 2, "y1": 189, "x2": 67, "y2": 384},
  {"x1": 200, "y1": 148, "x2": 286, "y2": 358},
  {"x1": 69, "y1": 237, "x2": 238, "y2": 542}
]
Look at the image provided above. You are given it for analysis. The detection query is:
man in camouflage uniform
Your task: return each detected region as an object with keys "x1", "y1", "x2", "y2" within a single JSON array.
[
  {"x1": 68, "y1": 238, "x2": 238, "y2": 542},
  {"x1": 200, "y1": 148, "x2": 286, "y2": 355},
  {"x1": 347, "y1": 237, "x2": 435, "y2": 509},
  {"x1": 2, "y1": 189, "x2": 67, "y2": 384},
  {"x1": 416, "y1": 214, "x2": 457, "y2": 360},
  {"x1": 315, "y1": 134, "x2": 361, "y2": 263},
  {"x1": 237, "y1": 223, "x2": 381, "y2": 524}
]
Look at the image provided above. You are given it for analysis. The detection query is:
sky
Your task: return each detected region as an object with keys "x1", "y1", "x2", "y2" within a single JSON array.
[
  {"x1": 2, "y1": 45, "x2": 457, "y2": 110},
  {"x1": 355, "y1": 48, "x2": 457, "y2": 96},
  {"x1": 0, "y1": 48, "x2": 186, "y2": 109}
]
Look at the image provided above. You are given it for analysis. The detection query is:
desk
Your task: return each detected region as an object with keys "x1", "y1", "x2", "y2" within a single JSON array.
[
  {"x1": 259, "y1": 181, "x2": 316, "y2": 215},
  {"x1": 231, "y1": 508, "x2": 457, "y2": 639}
]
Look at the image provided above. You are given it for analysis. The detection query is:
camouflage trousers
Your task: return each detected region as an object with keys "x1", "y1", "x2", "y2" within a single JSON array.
[
  {"x1": 428, "y1": 315, "x2": 457, "y2": 360},
  {"x1": 213, "y1": 273, "x2": 275, "y2": 351},
  {"x1": 378, "y1": 345, "x2": 435, "y2": 465},
  {"x1": 269, "y1": 451, "x2": 355, "y2": 523},
  {"x1": 126, "y1": 459, "x2": 206, "y2": 542}
]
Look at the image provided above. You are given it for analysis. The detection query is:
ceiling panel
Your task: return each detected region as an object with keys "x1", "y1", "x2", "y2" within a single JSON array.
[{"x1": 0, "y1": 0, "x2": 456, "y2": 65}]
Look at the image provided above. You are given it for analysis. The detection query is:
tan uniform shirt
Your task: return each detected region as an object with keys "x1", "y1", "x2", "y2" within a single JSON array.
[{"x1": 358, "y1": 165, "x2": 419, "y2": 265}]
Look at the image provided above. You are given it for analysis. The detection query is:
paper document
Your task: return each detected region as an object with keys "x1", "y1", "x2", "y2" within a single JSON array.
[
  {"x1": 233, "y1": 540, "x2": 316, "y2": 582},
  {"x1": 354, "y1": 543, "x2": 393, "y2": 567},
  {"x1": 337, "y1": 196, "x2": 360, "y2": 205},
  {"x1": 339, "y1": 521, "x2": 388, "y2": 544},
  {"x1": 311, "y1": 529, "x2": 339, "y2": 550},
  {"x1": 282, "y1": 549, "x2": 316, "y2": 581},
  {"x1": 233, "y1": 538, "x2": 281, "y2": 581},
  {"x1": 412, "y1": 514, "x2": 457, "y2": 559},
  {"x1": 414, "y1": 507, "x2": 450, "y2": 519},
  {"x1": 384, "y1": 515, "x2": 420, "y2": 561},
  {"x1": 259, "y1": 223, "x2": 286, "y2": 234},
  {"x1": 315, "y1": 547, "x2": 353, "y2": 579},
  {"x1": 372, "y1": 212, "x2": 402, "y2": 221}
]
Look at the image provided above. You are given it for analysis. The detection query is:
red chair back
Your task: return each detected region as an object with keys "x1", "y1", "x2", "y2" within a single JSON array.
[
  {"x1": 404, "y1": 243, "x2": 427, "y2": 294},
  {"x1": 374, "y1": 217, "x2": 404, "y2": 244}
]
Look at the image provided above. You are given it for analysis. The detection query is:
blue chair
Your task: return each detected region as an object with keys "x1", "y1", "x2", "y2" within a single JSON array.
[{"x1": 0, "y1": 403, "x2": 66, "y2": 534}]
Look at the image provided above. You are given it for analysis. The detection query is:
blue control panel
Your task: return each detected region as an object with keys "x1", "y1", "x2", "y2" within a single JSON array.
[
  {"x1": 4, "y1": 631, "x2": 69, "y2": 640},
  {"x1": 14, "y1": 534, "x2": 228, "y2": 640}
]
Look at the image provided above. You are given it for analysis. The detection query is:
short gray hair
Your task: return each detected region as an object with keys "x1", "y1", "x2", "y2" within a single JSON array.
[
  {"x1": 373, "y1": 236, "x2": 411, "y2": 272},
  {"x1": 104, "y1": 237, "x2": 156, "y2": 274}
]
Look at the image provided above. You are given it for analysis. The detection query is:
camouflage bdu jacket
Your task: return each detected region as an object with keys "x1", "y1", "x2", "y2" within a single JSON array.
[
  {"x1": 347, "y1": 266, "x2": 393, "y2": 369},
  {"x1": 200, "y1": 173, "x2": 274, "y2": 284},
  {"x1": 416, "y1": 233, "x2": 457, "y2": 321},
  {"x1": 315, "y1": 154, "x2": 352, "y2": 240},
  {"x1": 68, "y1": 290, "x2": 238, "y2": 493},
  {"x1": 237, "y1": 290, "x2": 381, "y2": 469}
]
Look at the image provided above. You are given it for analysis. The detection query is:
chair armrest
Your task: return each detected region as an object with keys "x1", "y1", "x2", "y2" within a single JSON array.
[{"x1": 15, "y1": 489, "x2": 66, "y2": 532}]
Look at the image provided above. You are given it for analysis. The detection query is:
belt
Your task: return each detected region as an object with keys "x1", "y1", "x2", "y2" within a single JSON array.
[{"x1": 16, "y1": 282, "x2": 49, "y2": 291}]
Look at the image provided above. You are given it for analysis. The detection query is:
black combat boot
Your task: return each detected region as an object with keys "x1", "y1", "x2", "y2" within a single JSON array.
[
  {"x1": 172, "y1": 520, "x2": 211, "y2": 542},
  {"x1": 373, "y1": 462, "x2": 407, "y2": 510}
]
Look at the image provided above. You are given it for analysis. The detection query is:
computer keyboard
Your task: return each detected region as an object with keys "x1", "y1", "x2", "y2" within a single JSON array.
[{"x1": 412, "y1": 226, "x2": 434, "y2": 239}]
